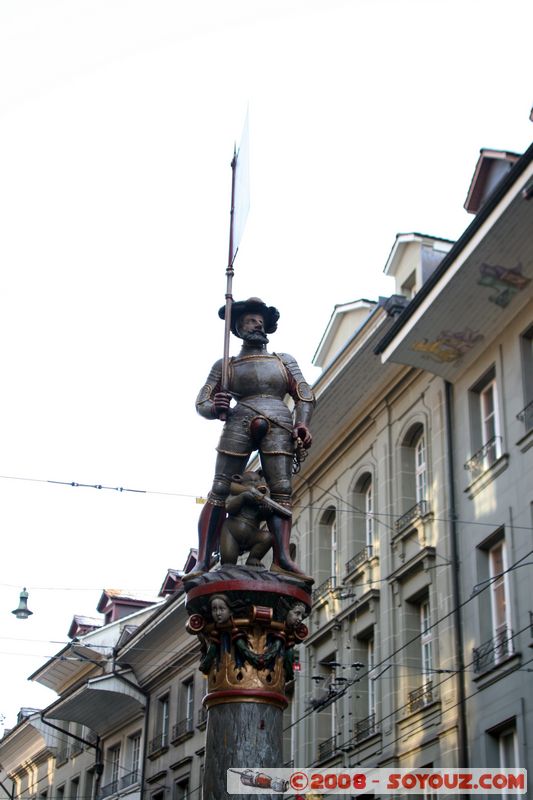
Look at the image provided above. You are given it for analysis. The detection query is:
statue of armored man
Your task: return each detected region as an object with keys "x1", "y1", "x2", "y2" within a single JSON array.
[{"x1": 185, "y1": 297, "x2": 315, "y2": 582}]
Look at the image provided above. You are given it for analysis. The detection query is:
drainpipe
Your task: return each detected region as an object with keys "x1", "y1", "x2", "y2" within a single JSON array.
[{"x1": 444, "y1": 381, "x2": 469, "y2": 778}]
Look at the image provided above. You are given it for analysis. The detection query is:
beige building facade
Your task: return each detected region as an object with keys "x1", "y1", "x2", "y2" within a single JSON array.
[{"x1": 290, "y1": 141, "x2": 533, "y2": 791}]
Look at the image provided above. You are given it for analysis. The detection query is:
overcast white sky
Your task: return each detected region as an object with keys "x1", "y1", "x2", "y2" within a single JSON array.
[{"x1": 0, "y1": 0, "x2": 532, "y2": 732}]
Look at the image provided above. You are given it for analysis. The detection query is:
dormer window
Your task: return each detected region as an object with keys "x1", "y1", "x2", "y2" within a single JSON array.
[{"x1": 401, "y1": 269, "x2": 416, "y2": 299}]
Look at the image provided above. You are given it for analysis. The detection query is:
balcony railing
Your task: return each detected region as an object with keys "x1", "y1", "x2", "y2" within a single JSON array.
[
  {"x1": 346, "y1": 546, "x2": 373, "y2": 574},
  {"x1": 148, "y1": 731, "x2": 168, "y2": 755},
  {"x1": 473, "y1": 627, "x2": 514, "y2": 673},
  {"x1": 353, "y1": 713, "x2": 378, "y2": 742},
  {"x1": 317, "y1": 734, "x2": 337, "y2": 762},
  {"x1": 464, "y1": 436, "x2": 502, "y2": 477},
  {"x1": 395, "y1": 500, "x2": 429, "y2": 532},
  {"x1": 119, "y1": 771, "x2": 139, "y2": 790},
  {"x1": 98, "y1": 781, "x2": 118, "y2": 800},
  {"x1": 312, "y1": 576, "x2": 336, "y2": 604},
  {"x1": 172, "y1": 717, "x2": 194, "y2": 741},
  {"x1": 408, "y1": 681, "x2": 434, "y2": 713},
  {"x1": 517, "y1": 399, "x2": 533, "y2": 431},
  {"x1": 283, "y1": 759, "x2": 294, "y2": 769}
]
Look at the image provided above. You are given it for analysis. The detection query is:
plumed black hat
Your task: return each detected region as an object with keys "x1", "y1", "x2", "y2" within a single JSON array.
[{"x1": 218, "y1": 297, "x2": 280, "y2": 337}]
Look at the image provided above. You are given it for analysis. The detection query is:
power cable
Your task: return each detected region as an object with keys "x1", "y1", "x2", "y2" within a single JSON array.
[
  {"x1": 283, "y1": 547, "x2": 533, "y2": 733},
  {"x1": 0, "y1": 471, "x2": 532, "y2": 533}
]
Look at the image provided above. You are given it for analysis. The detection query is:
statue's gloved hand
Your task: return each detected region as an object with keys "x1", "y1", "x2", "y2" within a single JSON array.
[
  {"x1": 293, "y1": 423, "x2": 312, "y2": 449},
  {"x1": 213, "y1": 391, "x2": 232, "y2": 419}
]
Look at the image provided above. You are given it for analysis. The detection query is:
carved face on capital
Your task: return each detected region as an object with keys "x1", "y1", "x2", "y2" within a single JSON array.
[
  {"x1": 286, "y1": 602, "x2": 307, "y2": 630},
  {"x1": 210, "y1": 595, "x2": 232, "y2": 625}
]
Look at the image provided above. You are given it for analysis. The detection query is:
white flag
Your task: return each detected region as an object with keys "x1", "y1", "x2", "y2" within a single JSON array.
[{"x1": 230, "y1": 112, "x2": 250, "y2": 266}]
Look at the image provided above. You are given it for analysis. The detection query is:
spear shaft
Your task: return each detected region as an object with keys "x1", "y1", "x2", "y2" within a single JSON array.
[{"x1": 221, "y1": 145, "x2": 238, "y2": 395}]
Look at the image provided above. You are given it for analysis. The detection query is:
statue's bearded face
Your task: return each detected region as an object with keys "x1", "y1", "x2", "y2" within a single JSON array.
[{"x1": 238, "y1": 312, "x2": 269, "y2": 345}]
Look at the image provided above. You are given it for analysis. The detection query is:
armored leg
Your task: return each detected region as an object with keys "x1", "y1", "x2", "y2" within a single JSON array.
[
  {"x1": 261, "y1": 454, "x2": 314, "y2": 583},
  {"x1": 185, "y1": 453, "x2": 249, "y2": 579}
]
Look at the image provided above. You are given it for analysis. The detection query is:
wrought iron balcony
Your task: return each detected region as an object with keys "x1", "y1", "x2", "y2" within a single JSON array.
[
  {"x1": 408, "y1": 681, "x2": 434, "y2": 713},
  {"x1": 317, "y1": 734, "x2": 337, "y2": 762},
  {"x1": 464, "y1": 436, "x2": 502, "y2": 477},
  {"x1": 517, "y1": 399, "x2": 533, "y2": 431},
  {"x1": 473, "y1": 627, "x2": 514, "y2": 673},
  {"x1": 312, "y1": 576, "x2": 336, "y2": 604},
  {"x1": 172, "y1": 717, "x2": 194, "y2": 741},
  {"x1": 98, "y1": 781, "x2": 118, "y2": 800},
  {"x1": 119, "y1": 771, "x2": 139, "y2": 790},
  {"x1": 395, "y1": 500, "x2": 429, "y2": 532},
  {"x1": 353, "y1": 713, "x2": 378, "y2": 742},
  {"x1": 346, "y1": 546, "x2": 373, "y2": 574},
  {"x1": 148, "y1": 731, "x2": 168, "y2": 755},
  {"x1": 70, "y1": 741, "x2": 83, "y2": 757},
  {"x1": 283, "y1": 759, "x2": 294, "y2": 769}
]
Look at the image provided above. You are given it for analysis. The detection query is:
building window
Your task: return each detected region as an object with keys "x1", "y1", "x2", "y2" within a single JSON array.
[
  {"x1": 489, "y1": 541, "x2": 512, "y2": 658},
  {"x1": 348, "y1": 474, "x2": 375, "y2": 573},
  {"x1": 313, "y1": 653, "x2": 338, "y2": 761},
  {"x1": 480, "y1": 380, "x2": 501, "y2": 459},
  {"x1": 467, "y1": 368, "x2": 502, "y2": 475},
  {"x1": 349, "y1": 634, "x2": 378, "y2": 743},
  {"x1": 474, "y1": 537, "x2": 514, "y2": 672},
  {"x1": 314, "y1": 507, "x2": 337, "y2": 595},
  {"x1": 82, "y1": 770, "x2": 94, "y2": 800},
  {"x1": 518, "y1": 324, "x2": 533, "y2": 430},
  {"x1": 108, "y1": 746, "x2": 120, "y2": 793},
  {"x1": 330, "y1": 515, "x2": 337, "y2": 578},
  {"x1": 184, "y1": 679, "x2": 194, "y2": 726},
  {"x1": 415, "y1": 433, "x2": 427, "y2": 504},
  {"x1": 406, "y1": 596, "x2": 435, "y2": 712},
  {"x1": 173, "y1": 779, "x2": 189, "y2": 800},
  {"x1": 150, "y1": 693, "x2": 170, "y2": 753},
  {"x1": 174, "y1": 679, "x2": 195, "y2": 740},
  {"x1": 488, "y1": 721, "x2": 519, "y2": 797},
  {"x1": 69, "y1": 778, "x2": 79, "y2": 800},
  {"x1": 365, "y1": 482, "x2": 374, "y2": 551},
  {"x1": 56, "y1": 787, "x2": 65, "y2": 800},
  {"x1": 420, "y1": 599, "x2": 433, "y2": 683},
  {"x1": 397, "y1": 423, "x2": 429, "y2": 528},
  {"x1": 198, "y1": 762, "x2": 204, "y2": 800},
  {"x1": 401, "y1": 269, "x2": 416, "y2": 299},
  {"x1": 499, "y1": 726, "x2": 518, "y2": 767},
  {"x1": 367, "y1": 638, "x2": 376, "y2": 719},
  {"x1": 124, "y1": 733, "x2": 141, "y2": 786}
]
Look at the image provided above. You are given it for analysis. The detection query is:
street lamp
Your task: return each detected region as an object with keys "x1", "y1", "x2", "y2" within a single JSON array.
[{"x1": 11, "y1": 588, "x2": 33, "y2": 620}]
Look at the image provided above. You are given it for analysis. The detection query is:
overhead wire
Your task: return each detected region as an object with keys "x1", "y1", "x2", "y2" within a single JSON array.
[
  {"x1": 0, "y1": 471, "x2": 532, "y2": 533},
  {"x1": 283, "y1": 547, "x2": 533, "y2": 733},
  {"x1": 322, "y1": 621, "x2": 533, "y2": 766},
  {"x1": 1, "y1": 551, "x2": 531, "y2": 671},
  {"x1": 347, "y1": 652, "x2": 533, "y2": 769}
]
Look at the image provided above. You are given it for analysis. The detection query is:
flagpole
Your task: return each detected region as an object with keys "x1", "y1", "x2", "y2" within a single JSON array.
[{"x1": 221, "y1": 144, "x2": 237, "y2": 396}]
